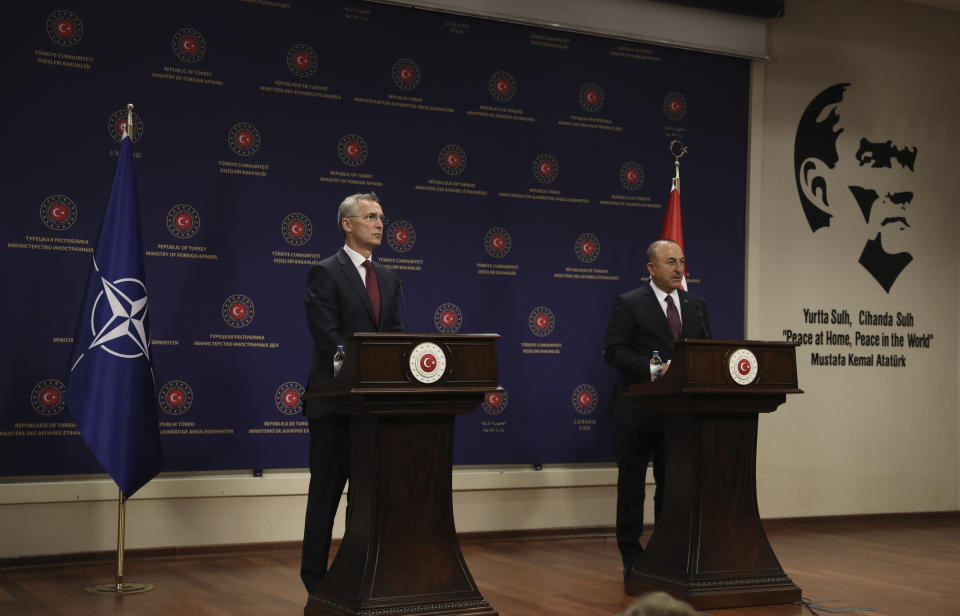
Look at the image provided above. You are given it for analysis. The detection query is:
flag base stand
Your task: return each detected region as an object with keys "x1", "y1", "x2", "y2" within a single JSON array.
[
  {"x1": 85, "y1": 581, "x2": 154, "y2": 595},
  {"x1": 85, "y1": 489, "x2": 153, "y2": 597}
]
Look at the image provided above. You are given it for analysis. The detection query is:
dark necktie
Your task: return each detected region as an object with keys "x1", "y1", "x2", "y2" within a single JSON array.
[
  {"x1": 362, "y1": 260, "x2": 380, "y2": 325},
  {"x1": 665, "y1": 295, "x2": 682, "y2": 340}
]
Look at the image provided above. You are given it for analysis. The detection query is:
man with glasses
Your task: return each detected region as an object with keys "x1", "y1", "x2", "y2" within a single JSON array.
[{"x1": 300, "y1": 192, "x2": 404, "y2": 594}]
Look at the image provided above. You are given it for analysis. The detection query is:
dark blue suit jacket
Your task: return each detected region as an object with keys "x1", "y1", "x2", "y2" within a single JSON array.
[
  {"x1": 303, "y1": 248, "x2": 403, "y2": 418},
  {"x1": 603, "y1": 284, "x2": 711, "y2": 428}
]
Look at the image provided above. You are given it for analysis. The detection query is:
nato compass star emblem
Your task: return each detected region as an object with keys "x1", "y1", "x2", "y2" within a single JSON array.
[{"x1": 72, "y1": 259, "x2": 150, "y2": 370}]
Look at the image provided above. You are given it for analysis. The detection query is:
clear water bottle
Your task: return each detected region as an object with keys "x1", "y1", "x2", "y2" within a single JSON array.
[
  {"x1": 332, "y1": 344, "x2": 345, "y2": 376},
  {"x1": 650, "y1": 350, "x2": 663, "y2": 381}
]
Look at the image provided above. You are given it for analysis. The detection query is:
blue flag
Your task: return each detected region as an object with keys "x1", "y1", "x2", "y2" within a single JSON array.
[{"x1": 66, "y1": 132, "x2": 161, "y2": 498}]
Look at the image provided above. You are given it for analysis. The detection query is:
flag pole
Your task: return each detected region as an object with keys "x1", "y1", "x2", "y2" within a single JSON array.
[
  {"x1": 84, "y1": 488, "x2": 154, "y2": 594},
  {"x1": 117, "y1": 489, "x2": 126, "y2": 590},
  {"x1": 663, "y1": 140, "x2": 689, "y2": 289},
  {"x1": 82, "y1": 101, "x2": 154, "y2": 596}
]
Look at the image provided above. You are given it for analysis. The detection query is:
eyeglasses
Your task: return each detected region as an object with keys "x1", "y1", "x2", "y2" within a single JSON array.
[{"x1": 346, "y1": 213, "x2": 388, "y2": 224}]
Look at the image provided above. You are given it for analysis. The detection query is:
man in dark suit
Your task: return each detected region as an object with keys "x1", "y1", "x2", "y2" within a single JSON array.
[
  {"x1": 603, "y1": 239, "x2": 711, "y2": 577},
  {"x1": 301, "y1": 192, "x2": 404, "y2": 594}
]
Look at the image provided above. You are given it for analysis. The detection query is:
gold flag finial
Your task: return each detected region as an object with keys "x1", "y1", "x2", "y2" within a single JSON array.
[
  {"x1": 668, "y1": 140, "x2": 687, "y2": 191},
  {"x1": 126, "y1": 103, "x2": 134, "y2": 140}
]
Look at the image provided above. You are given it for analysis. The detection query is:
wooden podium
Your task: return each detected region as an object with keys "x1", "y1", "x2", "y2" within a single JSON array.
[
  {"x1": 302, "y1": 332, "x2": 500, "y2": 616},
  {"x1": 622, "y1": 340, "x2": 803, "y2": 609}
]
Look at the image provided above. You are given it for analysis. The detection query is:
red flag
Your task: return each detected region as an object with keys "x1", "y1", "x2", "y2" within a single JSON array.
[{"x1": 660, "y1": 175, "x2": 687, "y2": 290}]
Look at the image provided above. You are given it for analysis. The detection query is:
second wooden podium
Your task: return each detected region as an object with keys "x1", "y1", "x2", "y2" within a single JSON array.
[
  {"x1": 303, "y1": 332, "x2": 500, "y2": 616},
  {"x1": 622, "y1": 340, "x2": 803, "y2": 609}
]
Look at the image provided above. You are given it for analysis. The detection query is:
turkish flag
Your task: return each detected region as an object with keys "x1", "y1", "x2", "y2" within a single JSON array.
[{"x1": 660, "y1": 179, "x2": 687, "y2": 290}]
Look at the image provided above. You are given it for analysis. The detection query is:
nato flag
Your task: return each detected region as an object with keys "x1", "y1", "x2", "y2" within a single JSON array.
[{"x1": 66, "y1": 132, "x2": 161, "y2": 498}]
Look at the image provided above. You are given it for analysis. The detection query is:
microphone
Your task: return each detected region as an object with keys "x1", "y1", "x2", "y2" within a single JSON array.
[
  {"x1": 695, "y1": 305, "x2": 711, "y2": 339},
  {"x1": 397, "y1": 279, "x2": 411, "y2": 332},
  {"x1": 684, "y1": 298, "x2": 712, "y2": 339}
]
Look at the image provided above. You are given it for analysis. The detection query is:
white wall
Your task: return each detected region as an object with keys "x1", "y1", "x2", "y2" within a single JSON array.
[
  {"x1": 2, "y1": 0, "x2": 958, "y2": 559},
  {"x1": 375, "y1": 0, "x2": 769, "y2": 58},
  {"x1": 749, "y1": 0, "x2": 960, "y2": 516},
  {"x1": 0, "y1": 467, "x2": 620, "y2": 558}
]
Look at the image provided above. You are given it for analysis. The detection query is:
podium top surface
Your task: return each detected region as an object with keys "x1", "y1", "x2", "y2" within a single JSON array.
[
  {"x1": 623, "y1": 339, "x2": 803, "y2": 411},
  {"x1": 346, "y1": 332, "x2": 501, "y2": 341},
  {"x1": 305, "y1": 332, "x2": 502, "y2": 414}
]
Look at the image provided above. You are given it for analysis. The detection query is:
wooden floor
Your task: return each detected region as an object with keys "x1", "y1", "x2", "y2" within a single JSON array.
[{"x1": 0, "y1": 514, "x2": 956, "y2": 616}]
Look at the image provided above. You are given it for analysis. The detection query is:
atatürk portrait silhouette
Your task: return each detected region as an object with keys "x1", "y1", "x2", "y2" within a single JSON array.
[{"x1": 794, "y1": 83, "x2": 918, "y2": 293}]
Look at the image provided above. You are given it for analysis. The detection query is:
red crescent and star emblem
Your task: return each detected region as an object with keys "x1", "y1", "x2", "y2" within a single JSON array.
[
  {"x1": 663, "y1": 91, "x2": 688, "y2": 121},
  {"x1": 439, "y1": 145, "x2": 467, "y2": 176},
  {"x1": 482, "y1": 389, "x2": 508, "y2": 415},
  {"x1": 41, "y1": 194, "x2": 78, "y2": 231},
  {"x1": 409, "y1": 342, "x2": 446, "y2": 383},
  {"x1": 572, "y1": 384, "x2": 598, "y2": 414},
  {"x1": 386, "y1": 220, "x2": 416, "y2": 253},
  {"x1": 575, "y1": 232, "x2": 600, "y2": 263},
  {"x1": 391, "y1": 58, "x2": 421, "y2": 90},
  {"x1": 31, "y1": 379, "x2": 67, "y2": 415},
  {"x1": 228, "y1": 122, "x2": 261, "y2": 156},
  {"x1": 159, "y1": 380, "x2": 194, "y2": 415},
  {"x1": 56, "y1": 20, "x2": 74, "y2": 37},
  {"x1": 433, "y1": 303, "x2": 463, "y2": 333},
  {"x1": 287, "y1": 44, "x2": 319, "y2": 77},
  {"x1": 171, "y1": 27, "x2": 207, "y2": 63},
  {"x1": 532, "y1": 153, "x2": 559, "y2": 184},
  {"x1": 484, "y1": 227, "x2": 512, "y2": 259},
  {"x1": 420, "y1": 354, "x2": 437, "y2": 372},
  {"x1": 41, "y1": 388, "x2": 60, "y2": 406},
  {"x1": 46, "y1": 10, "x2": 83, "y2": 46},
  {"x1": 619, "y1": 161, "x2": 645, "y2": 191},
  {"x1": 579, "y1": 82, "x2": 605, "y2": 112},
  {"x1": 222, "y1": 294, "x2": 255, "y2": 328},
  {"x1": 167, "y1": 389, "x2": 185, "y2": 407},
  {"x1": 49, "y1": 204, "x2": 69, "y2": 221},
  {"x1": 166, "y1": 204, "x2": 200, "y2": 238},
  {"x1": 281, "y1": 212, "x2": 313, "y2": 246},
  {"x1": 728, "y1": 349, "x2": 759, "y2": 385},
  {"x1": 528, "y1": 306, "x2": 556, "y2": 337},
  {"x1": 274, "y1": 381, "x2": 305, "y2": 415},
  {"x1": 488, "y1": 71, "x2": 517, "y2": 102}
]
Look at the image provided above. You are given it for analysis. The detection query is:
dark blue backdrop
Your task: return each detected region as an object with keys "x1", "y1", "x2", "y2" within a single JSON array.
[{"x1": 1, "y1": 0, "x2": 748, "y2": 475}]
